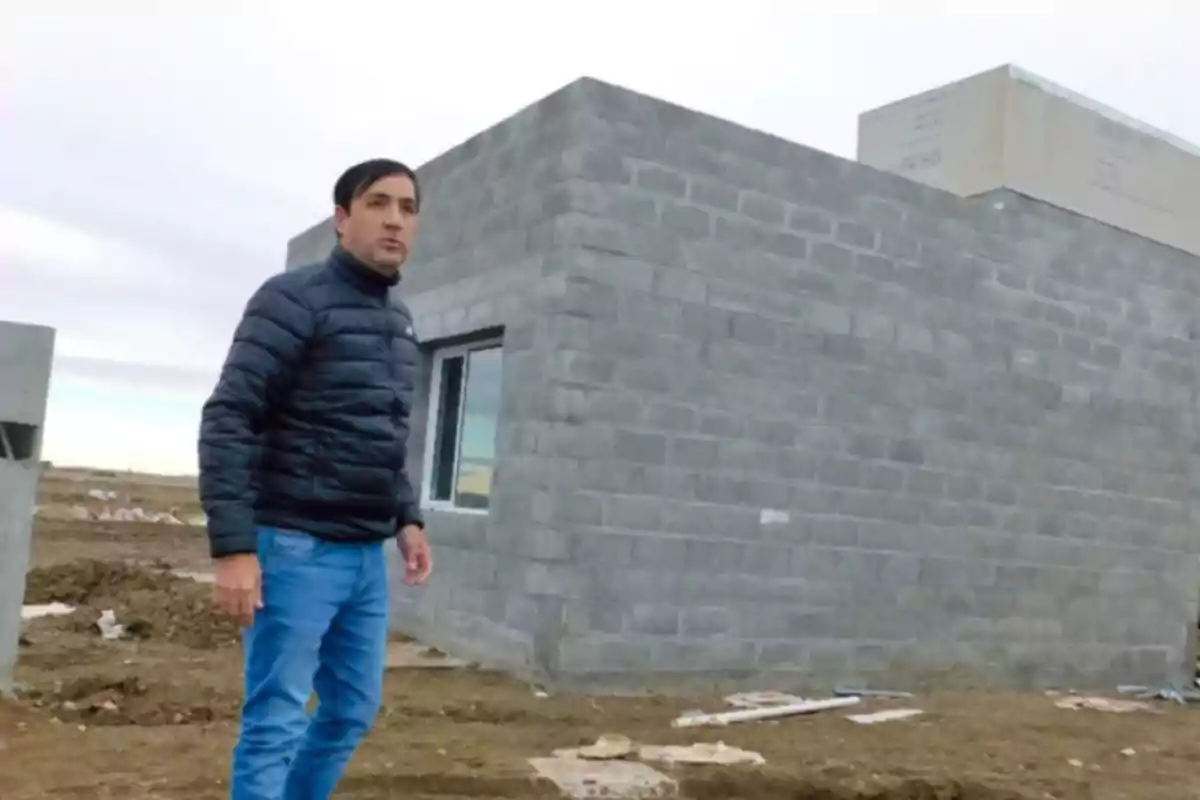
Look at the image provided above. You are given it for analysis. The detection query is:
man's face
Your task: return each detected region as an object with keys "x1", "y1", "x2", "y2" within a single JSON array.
[{"x1": 333, "y1": 174, "x2": 420, "y2": 274}]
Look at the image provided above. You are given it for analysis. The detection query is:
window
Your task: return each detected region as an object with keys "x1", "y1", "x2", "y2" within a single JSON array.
[
  {"x1": 422, "y1": 339, "x2": 503, "y2": 512},
  {"x1": 0, "y1": 422, "x2": 37, "y2": 461}
]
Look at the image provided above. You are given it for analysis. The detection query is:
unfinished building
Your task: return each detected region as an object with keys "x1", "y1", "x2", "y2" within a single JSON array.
[
  {"x1": 0, "y1": 321, "x2": 56, "y2": 693},
  {"x1": 285, "y1": 66, "x2": 1200, "y2": 691}
]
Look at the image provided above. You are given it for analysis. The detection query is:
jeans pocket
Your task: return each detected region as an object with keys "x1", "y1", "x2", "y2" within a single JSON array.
[{"x1": 269, "y1": 529, "x2": 320, "y2": 560}]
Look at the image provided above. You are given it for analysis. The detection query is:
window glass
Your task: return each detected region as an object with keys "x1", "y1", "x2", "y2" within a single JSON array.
[
  {"x1": 453, "y1": 346, "x2": 502, "y2": 509},
  {"x1": 425, "y1": 342, "x2": 502, "y2": 511},
  {"x1": 429, "y1": 356, "x2": 463, "y2": 502}
]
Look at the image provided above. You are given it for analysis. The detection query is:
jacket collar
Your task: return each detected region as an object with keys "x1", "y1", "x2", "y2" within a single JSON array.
[{"x1": 328, "y1": 244, "x2": 401, "y2": 294}]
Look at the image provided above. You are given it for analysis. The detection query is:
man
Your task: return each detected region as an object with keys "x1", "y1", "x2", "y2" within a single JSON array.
[{"x1": 198, "y1": 158, "x2": 433, "y2": 800}]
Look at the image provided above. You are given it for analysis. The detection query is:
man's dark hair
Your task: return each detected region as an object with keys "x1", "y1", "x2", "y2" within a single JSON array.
[{"x1": 333, "y1": 158, "x2": 421, "y2": 213}]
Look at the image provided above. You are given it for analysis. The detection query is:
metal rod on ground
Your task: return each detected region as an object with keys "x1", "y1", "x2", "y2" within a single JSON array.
[
  {"x1": 835, "y1": 687, "x2": 915, "y2": 699},
  {"x1": 671, "y1": 696, "x2": 861, "y2": 728}
]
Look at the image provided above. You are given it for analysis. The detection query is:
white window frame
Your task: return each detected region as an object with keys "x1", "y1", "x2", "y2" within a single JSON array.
[{"x1": 420, "y1": 337, "x2": 503, "y2": 514}]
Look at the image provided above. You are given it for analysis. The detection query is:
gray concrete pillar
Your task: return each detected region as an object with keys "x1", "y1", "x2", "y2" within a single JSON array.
[{"x1": 0, "y1": 321, "x2": 55, "y2": 694}]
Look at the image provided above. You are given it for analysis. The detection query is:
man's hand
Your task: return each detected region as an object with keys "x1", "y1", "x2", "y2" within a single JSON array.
[
  {"x1": 214, "y1": 553, "x2": 262, "y2": 627},
  {"x1": 399, "y1": 525, "x2": 432, "y2": 585}
]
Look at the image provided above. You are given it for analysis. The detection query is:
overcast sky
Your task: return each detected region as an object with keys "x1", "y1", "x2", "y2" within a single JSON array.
[{"x1": 2, "y1": 1, "x2": 1196, "y2": 475}]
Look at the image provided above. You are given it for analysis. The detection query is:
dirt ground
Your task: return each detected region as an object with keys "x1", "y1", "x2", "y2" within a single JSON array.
[{"x1": 4, "y1": 469, "x2": 1200, "y2": 799}]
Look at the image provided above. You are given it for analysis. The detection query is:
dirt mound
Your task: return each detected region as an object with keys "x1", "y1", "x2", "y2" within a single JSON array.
[
  {"x1": 24, "y1": 558, "x2": 176, "y2": 605},
  {"x1": 22, "y1": 675, "x2": 239, "y2": 726},
  {"x1": 340, "y1": 773, "x2": 563, "y2": 798},
  {"x1": 682, "y1": 772, "x2": 1035, "y2": 799},
  {"x1": 24, "y1": 559, "x2": 241, "y2": 649},
  {"x1": 338, "y1": 771, "x2": 1028, "y2": 800}
]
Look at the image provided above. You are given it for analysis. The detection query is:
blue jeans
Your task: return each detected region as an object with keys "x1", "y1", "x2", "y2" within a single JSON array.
[{"x1": 230, "y1": 526, "x2": 389, "y2": 800}]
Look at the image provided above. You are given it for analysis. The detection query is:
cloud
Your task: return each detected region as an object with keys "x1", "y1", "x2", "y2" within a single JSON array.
[
  {"x1": 53, "y1": 355, "x2": 218, "y2": 398},
  {"x1": 3, "y1": 1, "x2": 1198, "y2": 475},
  {"x1": 0, "y1": 213, "x2": 245, "y2": 371},
  {"x1": 0, "y1": 202, "x2": 233, "y2": 297},
  {"x1": 0, "y1": 207, "x2": 145, "y2": 281}
]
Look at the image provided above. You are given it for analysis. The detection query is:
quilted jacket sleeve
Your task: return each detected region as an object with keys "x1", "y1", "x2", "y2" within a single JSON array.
[
  {"x1": 198, "y1": 274, "x2": 314, "y2": 558},
  {"x1": 393, "y1": 300, "x2": 425, "y2": 532},
  {"x1": 395, "y1": 468, "x2": 424, "y2": 531}
]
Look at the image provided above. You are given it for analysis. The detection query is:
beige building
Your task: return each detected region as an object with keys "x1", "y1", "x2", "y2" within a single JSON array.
[{"x1": 857, "y1": 65, "x2": 1198, "y2": 256}]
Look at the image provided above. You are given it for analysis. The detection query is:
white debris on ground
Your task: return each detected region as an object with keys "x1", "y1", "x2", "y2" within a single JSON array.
[
  {"x1": 551, "y1": 734, "x2": 766, "y2": 767},
  {"x1": 530, "y1": 688, "x2": 926, "y2": 795},
  {"x1": 96, "y1": 609, "x2": 125, "y2": 640},
  {"x1": 24, "y1": 605, "x2": 137, "y2": 646},
  {"x1": 172, "y1": 570, "x2": 215, "y2": 584},
  {"x1": 20, "y1": 603, "x2": 76, "y2": 621},
  {"x1": 1055, "y1": 696, "x2": 1155, "y2": 714},
  {"x1": 554, "y1": 734, "x2": 637, "y2": 760},
  {"x1": 536, "y1": 735, "x2": 762, "y2": 797},
  {"x1": 86, "y1": 488, "x2": 119, "y2": 501},
  {"x1": 640, "y1": 742, "x2": 765, "y2": 766},
  {"x1": 35, "y1": 503, "x2": 191, "y2": 525},
  {"x1": 723, "y1": 691, "x2": 806, "y2": 709},
  {"x1": 723, "y1": 689, "x2": 925, "y2": 727},
  {"x1": 846, "y1": 708, "x2": 925, "y2": 725},
  {"x1": 1117, "y1": 684, "x2": 1200, "y2": 705},
  {"x1": 673, "y1": 695, "x2": 860, "y2": 728},
  {"x1": 98, "y1": 506, "x2": 185, "y2": 524},
  {"x1": 835, "y1": 687, "x2": 915, "y2": 699}
]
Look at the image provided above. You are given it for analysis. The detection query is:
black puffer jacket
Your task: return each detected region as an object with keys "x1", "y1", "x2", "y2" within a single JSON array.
[{"x1": 198, "y1": 245, "x2": 423, "y2": 559}]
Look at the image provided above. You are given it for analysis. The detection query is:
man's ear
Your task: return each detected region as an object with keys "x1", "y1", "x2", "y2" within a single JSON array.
[{"x1": 333, "y1": 205, "x2": 349, "y2": 238}]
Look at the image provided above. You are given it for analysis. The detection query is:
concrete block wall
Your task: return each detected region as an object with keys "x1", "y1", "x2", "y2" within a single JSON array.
[
  {"x1": 0, "y1": 321, "x2": 56, "y2": 692},
  {"x1": 517, "y1": 79, "x2": 1200, "y2": 691}
]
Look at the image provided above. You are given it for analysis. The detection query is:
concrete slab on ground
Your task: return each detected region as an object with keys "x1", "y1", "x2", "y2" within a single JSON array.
[{"x1": 528, "y1": 756, "x2": 677, "y2": 799}]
